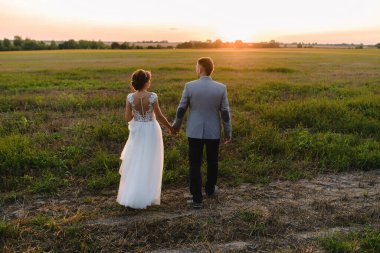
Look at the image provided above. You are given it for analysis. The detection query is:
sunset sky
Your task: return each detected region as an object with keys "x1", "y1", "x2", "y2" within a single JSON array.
[{"x1": 1, "y1": 0, "x2": 380, "y2": 44}]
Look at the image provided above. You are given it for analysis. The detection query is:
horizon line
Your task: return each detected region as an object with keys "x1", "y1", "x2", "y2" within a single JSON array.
[{"x1": 1, "y1": 36, "x2": 378, "y2": 45}]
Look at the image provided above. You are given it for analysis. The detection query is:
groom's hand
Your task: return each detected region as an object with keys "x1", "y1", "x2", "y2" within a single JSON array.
[
  {"x1": 223, "y1": 136, "x2": 231, "y2": 145},
  {"x1": 171, "y1": 123, "x2": 179, "y2": 135}
]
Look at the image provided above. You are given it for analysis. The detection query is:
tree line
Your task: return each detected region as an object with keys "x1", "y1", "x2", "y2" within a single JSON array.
[
  {"x1": 0, "y1": 36, "x2": 174, "y2": 51},
  {"x1": 176, "y1": 39, "x2": 281, "y2": 48},
  {"x1": 0, "y1": 36, "x2": 108, "y2": 51},
  {"x1": 1, "y1": 36, "x2": 379, "y2": 51},
  {"x1": 0, "y1": 36, "x2": 280, "y2": 51}
]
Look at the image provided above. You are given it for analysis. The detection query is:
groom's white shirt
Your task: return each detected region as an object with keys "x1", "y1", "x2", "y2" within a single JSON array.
[{"x1": 173, "y1": 76, "x2": 232, "y2": 139}]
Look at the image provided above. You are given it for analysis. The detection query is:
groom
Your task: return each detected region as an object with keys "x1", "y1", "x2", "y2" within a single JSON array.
[{"x1": 173, "y1": 57, "x2": 232, "y2": 209}]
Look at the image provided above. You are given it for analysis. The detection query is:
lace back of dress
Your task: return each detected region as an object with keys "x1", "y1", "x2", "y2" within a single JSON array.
[{"x1": 129, "y1": 93, "x2": 156, "y2": 122}]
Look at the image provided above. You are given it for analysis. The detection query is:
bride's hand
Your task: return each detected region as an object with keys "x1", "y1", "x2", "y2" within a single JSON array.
[{"x1": 169, "y1": 126, "x2": 177, "y2": 136}]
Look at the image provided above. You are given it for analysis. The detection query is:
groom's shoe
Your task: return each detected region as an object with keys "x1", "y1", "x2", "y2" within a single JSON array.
[
  {"x1": 186, "y1": 200, "x2": 203, "y2": 209},
  {"x1": 192, "y1": 201, "x2": 203, "y2": 209},
  {"x1": 207, "y1": 185, "x2": 219, "y2": 198}
]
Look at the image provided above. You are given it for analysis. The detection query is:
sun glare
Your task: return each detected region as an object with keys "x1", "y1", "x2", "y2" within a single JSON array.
[
  {"x1": 216, "y1": 24, "x2": 255, "y2": 42},
  {"x1": 219, "y1": 31, "x2": 254, "y2": 42}
]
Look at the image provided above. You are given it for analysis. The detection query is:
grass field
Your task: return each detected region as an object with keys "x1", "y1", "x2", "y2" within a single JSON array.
[
  {"x1": 1, "y1": 48, "x2": 380, "y2": 251},
  {"x1": 1, "y1": 48, "x2": 380, "y2": 193}
]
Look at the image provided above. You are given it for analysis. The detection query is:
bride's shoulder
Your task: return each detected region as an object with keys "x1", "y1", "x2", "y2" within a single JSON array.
[
  {"x1": 149, "y1": 92, "x2": 158, "y2": 102},
  {"x1": 127, "y1": 92, "x2": 135, "y2": 102},
  {"x1": 149, "y1": 91, "x2": 158, "y2": 98}
]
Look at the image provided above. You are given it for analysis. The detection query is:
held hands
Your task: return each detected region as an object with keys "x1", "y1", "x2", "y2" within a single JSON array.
[
  {"x1": 169, "y1": 125, "x2": 178, "y2": 136},
  {"x1": 168, "y1": 122, "x2": 179, "y2": 136}
]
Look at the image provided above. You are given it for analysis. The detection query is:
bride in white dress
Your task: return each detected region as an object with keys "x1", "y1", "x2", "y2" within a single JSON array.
[{"x1": 117, "y1": 69, "x2": 175, "y2": 209}]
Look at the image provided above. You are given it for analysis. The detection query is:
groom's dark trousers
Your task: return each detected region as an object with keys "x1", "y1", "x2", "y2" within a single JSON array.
[{"x1": 188, "y1": 137, "x2": 220, "y2": 203}]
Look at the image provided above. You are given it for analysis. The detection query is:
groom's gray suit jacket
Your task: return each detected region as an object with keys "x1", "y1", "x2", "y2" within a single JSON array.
[{"x1": 173, "y1": 76, "x2": 232, "y2": 139}]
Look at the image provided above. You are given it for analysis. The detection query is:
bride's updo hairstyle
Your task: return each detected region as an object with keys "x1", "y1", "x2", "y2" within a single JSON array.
[{"x1": 131, "y1": 69, "x2": 151, "y2": 91}]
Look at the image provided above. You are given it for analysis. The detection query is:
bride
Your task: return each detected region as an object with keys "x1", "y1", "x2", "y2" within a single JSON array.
[{"x1": 116, "y1": 69, "x2": 175, "y2": 209}]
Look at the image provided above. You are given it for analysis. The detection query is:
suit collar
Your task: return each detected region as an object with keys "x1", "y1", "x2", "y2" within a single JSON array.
[{"x1": 199, "y1": 76, "x2": 212, "y2": 80}]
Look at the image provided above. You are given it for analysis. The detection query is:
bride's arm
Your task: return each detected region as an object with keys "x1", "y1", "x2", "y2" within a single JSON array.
[
  {"x1": 153, "y1": 97, "x2": 175, "y2": 134},
  {"x1": 125, "y1": 99, "x2": 133, "y2": 122}
]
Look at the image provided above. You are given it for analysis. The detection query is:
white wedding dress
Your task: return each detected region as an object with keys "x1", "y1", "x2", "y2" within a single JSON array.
[{"x1": 116, "y1": 92, "x2": 164, "y2": 209}]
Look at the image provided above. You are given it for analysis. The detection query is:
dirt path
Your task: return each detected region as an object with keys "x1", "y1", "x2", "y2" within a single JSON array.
[{"x1": 2, "y1": 169, "x2": 380, "y2": 252}]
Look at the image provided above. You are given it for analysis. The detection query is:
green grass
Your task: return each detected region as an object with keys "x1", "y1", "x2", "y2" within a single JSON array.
[
  {"x1": 87, "y1": 169, "x2": 119, "y2": 191},
  {"x1": 0, "y1": 220, "x2": 19, "y2": 245},
  {"x1": 30, "y1": 171, "x2": 69, "y2": 194},
  {"x1": 320, "y1": 226, "x2": 380, "y2": 253},
  {"x1": 1, "y1": 48, "x2": 380, "y2": 193},
  {"x1": 30, "y1": 214, "x2": 56, "y2": 228},
  {"x1": 239, "y1": 209, "x2": 261, "y2": 223}
]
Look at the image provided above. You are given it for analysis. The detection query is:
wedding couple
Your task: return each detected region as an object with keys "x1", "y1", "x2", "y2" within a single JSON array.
[{"x1": 116, "y1": 57, "x2": 232, "y2": 209}]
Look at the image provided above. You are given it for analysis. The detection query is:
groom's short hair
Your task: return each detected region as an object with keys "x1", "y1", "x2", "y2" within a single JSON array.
[{"x1": 197, "y1": 57, "x2": 214, "y2": 76}]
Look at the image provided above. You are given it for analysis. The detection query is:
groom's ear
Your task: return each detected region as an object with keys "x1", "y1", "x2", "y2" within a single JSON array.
[
  {"x1": 197, "y1": 65, "x2": 205, "y2": 76},
  {"x1": 195, "y1": 63, "x2": 200, "y2": 74}
]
